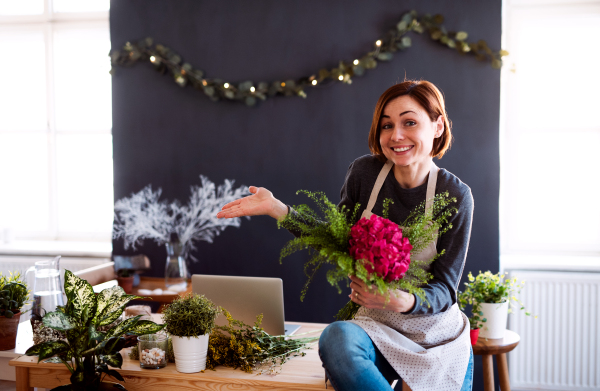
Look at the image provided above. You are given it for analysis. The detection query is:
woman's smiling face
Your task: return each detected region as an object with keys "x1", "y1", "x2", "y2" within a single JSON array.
[{"x1": 379, "y1": 95, "x2": 443, "y2": 168}]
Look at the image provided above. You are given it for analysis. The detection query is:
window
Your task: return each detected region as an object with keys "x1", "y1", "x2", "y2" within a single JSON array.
[
  {"x1": 500, "y1": 0, "x2": 600, "y2": 263},
  {"x1": 0, "y1": 0, "x2": 112, "y2": 243}
]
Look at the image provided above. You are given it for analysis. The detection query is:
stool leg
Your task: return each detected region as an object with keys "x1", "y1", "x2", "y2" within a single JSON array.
[
  {"x1": 497, "y1": 353, "x2": 511, "y2": 391},
  {"x1": 482, "y1": 354, "x2": 494, "y2": 391},
  {"x1": 402, "y1": 380, "x2": 412, "y2": 391}
]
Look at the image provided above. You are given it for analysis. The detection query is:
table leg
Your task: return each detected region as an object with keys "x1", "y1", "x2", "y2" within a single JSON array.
[
  {"x1": 482, "y1": 354, "x2": 494, "y2": 391},
  {"x1": 497, "y1": 353, "x2": 511, "y2": 391},
  {"x1": 15, "y1": 367, "x2": 33, "y2": 391}
]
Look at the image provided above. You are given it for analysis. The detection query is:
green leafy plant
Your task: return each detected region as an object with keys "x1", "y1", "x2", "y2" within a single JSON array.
[
  {"x1": 206, "y1": 309, "x2": 320, "y2": 374},
  {"x1": 458, "y1": 271, "x2": 534, "y2": 330},
  {"x1": 116, "y1": 269, "x2": 133, "y2": 278},
  {"x1": 0, "y1": 271, "x2": 29, "y2": 318},
  {"x1": 25, "y1": 270, "x2": 165, "y2": 391},
  {"x1": 162, "y1": 293, "x2": 220, "y2": 337}
]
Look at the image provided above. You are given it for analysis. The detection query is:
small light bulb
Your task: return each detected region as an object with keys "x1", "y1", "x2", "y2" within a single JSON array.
[
  {"x1": 250, "y1": 86, "x2": 255, "y2": 93},
  {"x1": 376, "y1": 40, "x2": 382, "y2": 47},
  {"x1": 202, "y1": 80, "x2": 207, "y2": 86},
  {"x1": 338, "y1": 75, "x2": 344, "y2": 81},
  {"x1": 311, "y1": 80, "x2": 317, "y2": 86},
  {"x1": 224, "y1": 83, "x2": 229, "y2": 88},
  {"x1": 353, "y1": 59, "x2": 359, "y2": 65},
  {"x1": 281, "y1": 82, "x2": 286, "y2": 87},
  {"x1": 150, "y1": 56, "x2": 156, "y2": 63}
]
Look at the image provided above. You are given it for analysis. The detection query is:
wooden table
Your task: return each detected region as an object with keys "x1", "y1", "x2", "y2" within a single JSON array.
[
  {"x1": 472, "y1": 330, "x2": 520, "y2": 391},
  {"x1": 131, "y1": 277, "x2": 193, "y2": 312},
  {"x1": 9, "y1": 319, "x2": 327, "y2": 391}
]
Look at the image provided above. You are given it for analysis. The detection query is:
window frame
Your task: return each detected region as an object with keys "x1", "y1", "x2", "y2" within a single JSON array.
[
  {"x1": 500, "y1": 0, "x2": 600, "y2": 266},
  {"x1": 0, "y1": 0, "x2": 111, "y2": 243}
]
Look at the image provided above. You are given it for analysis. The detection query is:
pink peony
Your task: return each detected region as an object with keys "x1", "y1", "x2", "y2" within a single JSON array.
[{"x1": 349, "y1": 214, "x2": 413, "y2": 282}]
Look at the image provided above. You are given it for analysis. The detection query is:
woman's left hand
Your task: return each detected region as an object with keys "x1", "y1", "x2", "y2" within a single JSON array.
[{"x1": 349, "y1": 275, "x2": 416, "y2": 313}]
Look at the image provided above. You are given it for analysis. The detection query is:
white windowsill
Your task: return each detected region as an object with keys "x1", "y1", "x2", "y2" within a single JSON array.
[
  {"x1": 0, "y1": 240, "x2": 112, "y2": 258},
  {"x1": 501, "y1": 254, "x2": 600, "y2": 273}
]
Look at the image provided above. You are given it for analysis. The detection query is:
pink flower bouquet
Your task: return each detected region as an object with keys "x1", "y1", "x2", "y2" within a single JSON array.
[{"x1": 278, "y1": 190, "x2": 456, "y2": 320}]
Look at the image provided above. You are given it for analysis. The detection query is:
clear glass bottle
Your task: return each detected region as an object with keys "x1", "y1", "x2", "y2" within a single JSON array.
[
  {"x1": 165, "y1": 239, "x2": 188, "y2": 290},
  {"x1": 138, "y1": 334, "x2": 168, "y2": 369}
]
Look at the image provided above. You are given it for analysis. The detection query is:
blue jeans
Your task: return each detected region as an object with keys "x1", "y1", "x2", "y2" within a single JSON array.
[{"x1": 319, "y1": 321, "x2": 473, "y2": 391}]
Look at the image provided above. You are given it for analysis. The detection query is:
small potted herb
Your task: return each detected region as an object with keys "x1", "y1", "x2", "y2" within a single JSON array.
[
  {"x1": 116, "y1": 269, "x2": 134, "y2": 294},
  {"x1": 0, "y1": 272, "x2": 29, "y2": 350},
  {"x1": 162, "y1": 293, "x2": 220, "y2": 373},
  {"x1": 459, "y1": 271, "x2": 533, "y2": 339},
  {"x1": 25, "y1": 270, "x2": 165, "y2": 390}
]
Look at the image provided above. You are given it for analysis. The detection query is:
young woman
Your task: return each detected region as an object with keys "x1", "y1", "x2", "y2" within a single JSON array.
[{"x1": 217, "y1": 80, "x2": 474, "y2": 391}]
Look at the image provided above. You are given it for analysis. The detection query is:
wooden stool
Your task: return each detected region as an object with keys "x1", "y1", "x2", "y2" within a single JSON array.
[{"x1": 472, "y1": 329, "x2": 520, "y2": 391}]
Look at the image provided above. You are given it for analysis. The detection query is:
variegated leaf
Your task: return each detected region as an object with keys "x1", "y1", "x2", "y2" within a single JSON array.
[
  {"x1": 126, "y1": 319, "x2": 166, "y2": 336},
  {"x1": 95, "y1": 285, "x2": 141, "y2": 326},
  {"x1": 25, "y1": 340, "x2": 69, "y2": 362},
  {"x1": 103, "y1": 316, "x2": 141, "y2": 340},
  {"x1": 101, "y1": 352, "x2": 123, "y2": 368},
  {"x1": 42, "y1": 311, "x2": 77, "y2": 331},
  {"x1": 63, "y1": 270, "x2": 97, "y2": 325}
]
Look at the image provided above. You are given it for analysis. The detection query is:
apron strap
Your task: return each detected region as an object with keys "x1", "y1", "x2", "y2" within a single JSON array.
[
  {"x1": 425, "y1": 163, "x2": 439, "y2": 213},
  {"x1": 362, "y1": 160, "x2": 394, "y2": 219}
]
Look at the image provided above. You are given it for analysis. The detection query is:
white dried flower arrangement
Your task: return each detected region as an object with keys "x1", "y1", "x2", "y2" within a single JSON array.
[{"x1": 113, "y1": 175, "x2": 250, "y2": 259}]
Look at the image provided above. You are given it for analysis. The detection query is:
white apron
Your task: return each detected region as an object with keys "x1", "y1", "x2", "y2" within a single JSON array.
[{"x1": 348, "y1": 160, "x2": 471, "y2": 391}]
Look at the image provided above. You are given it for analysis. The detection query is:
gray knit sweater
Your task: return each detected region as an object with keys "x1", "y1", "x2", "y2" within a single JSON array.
[{"x1": 337, "y1": 155, "x2": 474, "y2": 315}]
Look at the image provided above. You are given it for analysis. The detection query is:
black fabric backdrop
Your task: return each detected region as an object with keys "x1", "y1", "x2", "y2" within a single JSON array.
[{"x1": 110, "y1": 1, "x2": 501, "y2": 388}]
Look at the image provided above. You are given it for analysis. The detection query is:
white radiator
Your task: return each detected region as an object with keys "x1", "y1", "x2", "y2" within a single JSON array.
[{"x1": 507, "y1": 270, "x2": 600, "y2": 390}]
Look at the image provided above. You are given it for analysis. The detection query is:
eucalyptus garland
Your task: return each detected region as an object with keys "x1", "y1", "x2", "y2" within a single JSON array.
[{"x1": 110, "y1": 10, "x2": 508, "y2": 106}]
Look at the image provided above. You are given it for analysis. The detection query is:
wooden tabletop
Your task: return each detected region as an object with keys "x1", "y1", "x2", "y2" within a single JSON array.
[
  {"x1": 9, "y1": 316, "x2": 328, "y2": 391},
  {"x1": 472, "y1": 329, "x2": 520, "y2": 356}
]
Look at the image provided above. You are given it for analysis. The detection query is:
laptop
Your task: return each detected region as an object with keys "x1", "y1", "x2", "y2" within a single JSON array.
[{"x1": 191, "y1": 274, "x2": 301, "y2": 336}]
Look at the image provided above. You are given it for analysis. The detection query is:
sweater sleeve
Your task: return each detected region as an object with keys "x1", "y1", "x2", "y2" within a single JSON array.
[{"x1": 401, "y1": 187, "x2": 474, "y2": 315}]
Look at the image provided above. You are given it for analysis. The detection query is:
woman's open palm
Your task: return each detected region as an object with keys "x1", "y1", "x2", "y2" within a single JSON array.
[{"x1": 217, "y1": 186, "x2": 284, "y2": 219}]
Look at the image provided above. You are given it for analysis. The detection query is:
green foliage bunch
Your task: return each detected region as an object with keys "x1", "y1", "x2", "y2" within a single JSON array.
[
  {"x1": 206, "y1": 309, "x2": 320, "y2": 374},
  {"x1": 25, "y1": 270, "x2": 165, "y2": 391},
  {"x1": 278, "y1": 190, "x2": 456, "y2": 319},
  {"x1": 162, "y1": 293, "x2": 220, "y2": 337},
  {"x1": 458, "y1": 271, "x2": 534, "y2": 330},
  {"x1": 0, "y1": 271, "x2": 29, "y2": 318},
  {"x1": 110, "y1": 10, "x2": 507, "y2": 107}
]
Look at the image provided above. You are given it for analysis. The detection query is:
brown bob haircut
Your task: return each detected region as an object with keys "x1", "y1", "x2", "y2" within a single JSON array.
[{"x1": 368, "y1": 80, "x2": 453, "y2": 161}]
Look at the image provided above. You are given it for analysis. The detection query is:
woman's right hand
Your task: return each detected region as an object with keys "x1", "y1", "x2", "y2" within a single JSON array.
[{"x1": 216, "y1": 186, "x2": 289, "y2": 220}]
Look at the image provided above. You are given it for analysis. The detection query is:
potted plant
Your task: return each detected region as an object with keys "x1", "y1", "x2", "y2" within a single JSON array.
[
  {"x1": 116, "y1": 269, "x2": 134, "y2": 294},
  {"x1": 458, "y1": 290, "x2": 486, "y2": 345},
  {"x1": 0, "y1": 271, "x2": 29, "y2": 350},
  {"x1": 459, "y1": 271, "x2": 533, "y2": 339},
  {"x1": 25, "y1": 270, "x2": 165, "y2": 390},
  {"x1": 162, "y1": 293, "x2": 220, "y2": 373}
]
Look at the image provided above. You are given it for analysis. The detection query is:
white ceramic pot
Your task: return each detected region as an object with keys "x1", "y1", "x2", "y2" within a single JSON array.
[
  {"x1": 171, "y1": 334, "x2": 209, "y2": 373},
  {"x1": 479, "y1": 301, "x2": 509, "y2": 339}
]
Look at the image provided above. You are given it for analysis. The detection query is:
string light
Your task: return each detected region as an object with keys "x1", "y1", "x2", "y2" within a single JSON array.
[
  {"x1": 353, "y1": 59, "x2": 359, "y2": 65},
  {"x1": 250, "y1": 86, "x2": 255, "y2": 93},
  {"x1": 224, "y1": 83, "x2": 230, "y2": 88},
  {"x1": 376, "y1": 40, "x2": 382, "y2": 47},
  {"x1": 202, "y1": 80, "x2": 207, "y2": 86},
  {"x1": 150, "y1": 56, "x2": 157, "y2": 63},
  {"x1": 311, "y1": 80, "x2": 317, "y2": 86},
  {"x1": 281, "y1": 82, "x2": 286, "y2": 87},
  {"x1": 338, "y1": 75, "x2": 344, "y2": 81}
]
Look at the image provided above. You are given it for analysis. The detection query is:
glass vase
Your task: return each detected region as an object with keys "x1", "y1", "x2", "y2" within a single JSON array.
[
  {"x1": 165, "y1": 241, "x2": 188, "y2": 290},
  {"x1": 138, "y1": 334, "x2": 168, "y2": 369}
]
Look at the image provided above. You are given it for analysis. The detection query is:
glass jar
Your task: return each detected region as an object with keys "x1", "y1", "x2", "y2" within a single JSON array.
[
  {"x1": 165, "y1": 241, "x2": 188, "y2": 290},
  {"x1": 138, "y1": 334, "x2": 168, "y2": 369}
]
